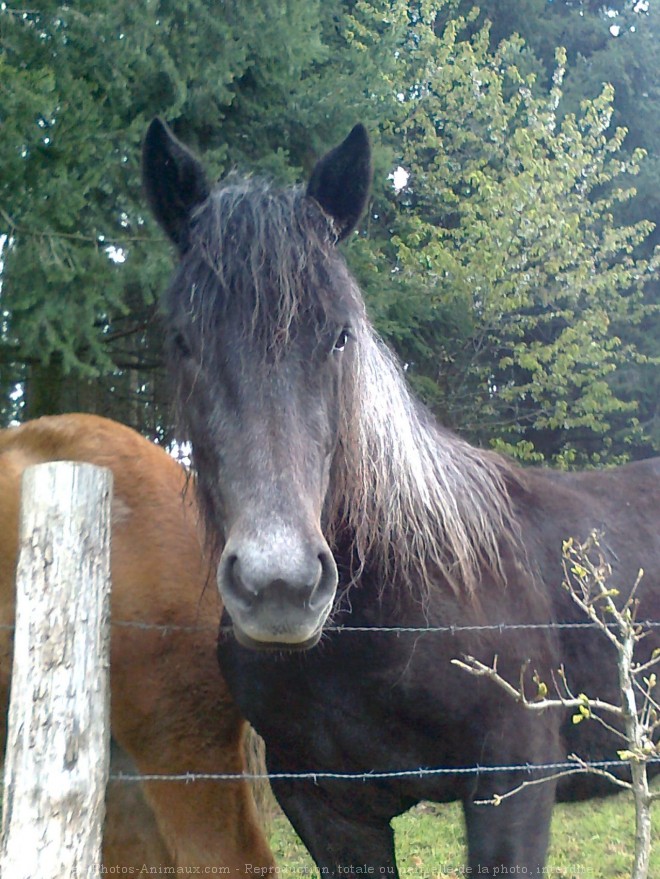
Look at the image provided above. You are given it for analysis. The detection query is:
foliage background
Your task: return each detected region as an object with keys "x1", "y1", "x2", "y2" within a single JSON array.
[{"x1": 1, "y1": 0, "x2": 658, "y2": 463}]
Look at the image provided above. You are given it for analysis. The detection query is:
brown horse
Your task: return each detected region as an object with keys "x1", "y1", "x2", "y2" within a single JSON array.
[{"x1": 0, "y1": 413, "x2": 274, "y2": 874}]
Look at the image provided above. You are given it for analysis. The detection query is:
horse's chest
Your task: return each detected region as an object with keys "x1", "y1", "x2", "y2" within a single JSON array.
[{"x1": 222, "y1": 630, "x2": 473, "y2": 768}]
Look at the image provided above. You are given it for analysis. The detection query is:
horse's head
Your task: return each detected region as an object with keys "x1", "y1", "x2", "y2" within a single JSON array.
[{"x1": 143, "y1": 120, "x2": 372, "y2": 650}]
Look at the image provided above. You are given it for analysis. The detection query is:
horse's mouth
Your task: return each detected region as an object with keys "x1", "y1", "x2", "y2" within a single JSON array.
[{"x1": 231, "y1": 624, "x2": 322, "y2": 653}]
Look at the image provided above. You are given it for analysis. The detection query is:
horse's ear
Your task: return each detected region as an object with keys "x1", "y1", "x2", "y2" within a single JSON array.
[
  {"x1": 142, "y1": 118, "x2": 210, "y2": 251},
  {"x1": 307, "y1": 124, "x2": 372, "y2": 242}
]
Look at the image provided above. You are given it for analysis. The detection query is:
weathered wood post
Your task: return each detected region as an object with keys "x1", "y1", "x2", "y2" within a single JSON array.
[{"x1": 0, "y1": 462, "x2": 113, "y2": 879}]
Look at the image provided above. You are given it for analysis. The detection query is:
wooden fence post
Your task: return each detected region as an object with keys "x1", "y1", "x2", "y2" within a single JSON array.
[{"x1": 0, "y1": 462, "x2": 113, "y2": 879}]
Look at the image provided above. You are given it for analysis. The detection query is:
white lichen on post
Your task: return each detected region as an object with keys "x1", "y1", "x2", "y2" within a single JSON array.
[{"x1": 0, "y1": 462, "x2": 113, "y2": 879}]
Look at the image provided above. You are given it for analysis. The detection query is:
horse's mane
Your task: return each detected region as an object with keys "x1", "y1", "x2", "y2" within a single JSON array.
[
  {"x1": 175, "y1": 175, "x2": 523, "y2": 596},
  {"x1": 327, "y1": 318, "x2": 523, "y2": 595}
]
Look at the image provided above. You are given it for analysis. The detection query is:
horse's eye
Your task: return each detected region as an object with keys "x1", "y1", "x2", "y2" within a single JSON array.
[
  {"x1": 333, "y1": 328, "x2": 351, "y2": 353},
  {"x1": 172, "y1": 331, "x2": 192, "y2": 358}
]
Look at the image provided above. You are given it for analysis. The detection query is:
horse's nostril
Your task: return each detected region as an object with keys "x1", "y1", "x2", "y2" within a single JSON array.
[
  {"x1": 313, "y1": 549, "x2": 339, "y2": 607},
  {"x1": 318, "y1": 551, "x2": 333, "y2": 585},
  {"x1": 221, "y1": 552, "x2": 258, "y2": 610}
]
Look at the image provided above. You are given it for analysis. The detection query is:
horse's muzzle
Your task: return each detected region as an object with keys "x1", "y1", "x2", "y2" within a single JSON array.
[{"x1": 216, "y1": 531, "x2": 338, "y2": 649}]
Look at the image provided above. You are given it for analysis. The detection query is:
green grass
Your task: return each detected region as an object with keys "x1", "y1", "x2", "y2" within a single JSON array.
[{"x1": 268, "y1": 795, "x2": 658, "y2": 878}]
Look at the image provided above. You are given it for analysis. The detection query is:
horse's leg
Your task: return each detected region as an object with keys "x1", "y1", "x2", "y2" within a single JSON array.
[
  {"x1": 110, "y1": 628, "x2": 275, "y2": 874},
  {"x1": 463, "y1": 774, "x2": 556, "y2": 871},
  {"x1": 103, "y1": 741, "x2": 173, "y2": 870},
  {"x1": 271, "y1": 780, "x2": 399, "y2": 878}
]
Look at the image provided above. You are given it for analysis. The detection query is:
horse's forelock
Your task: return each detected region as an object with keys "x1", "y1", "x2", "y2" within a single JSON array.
[{"x1": 177, "y1": 176, "x2": 350, "y2": 357}]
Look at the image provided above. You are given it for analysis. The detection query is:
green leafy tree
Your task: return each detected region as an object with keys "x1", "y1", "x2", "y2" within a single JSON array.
[
  {"x1": 349, "y1": 8, "x2": 657, "y2": 465},
  {"x1": 433, "y1": 0, "x2": 660, "y2": 457}
]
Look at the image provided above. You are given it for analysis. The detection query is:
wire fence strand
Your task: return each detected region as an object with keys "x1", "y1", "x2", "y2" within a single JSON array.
[
  {"x1": 2, "y1": 617, "x2": 658, "y2": 787},
  {"x1": 104, "y1": 618, "x2": 660, "y2": 786},
  {"x1": 110, "y1": 757, "x2": 660, "y2": 785},
  {"x1": 117, "y1": 619, "x2": 660, "y2": 635},
  {"x1": 2, "y1": 620, "x2": 660, "y2": 635}
]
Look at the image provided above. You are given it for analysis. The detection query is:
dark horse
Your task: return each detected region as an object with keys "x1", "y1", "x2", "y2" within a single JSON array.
[{"x1": 143, "y1": 119, "x2": 660, "y2": 875}]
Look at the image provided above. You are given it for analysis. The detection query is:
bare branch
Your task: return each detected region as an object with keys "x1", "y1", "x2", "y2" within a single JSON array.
[
  {"x1": 474, "y1": 759, "x2": 632, "y2": 807},
  {"x1": 451, "y1": 655, "x2": 622, "y2": 717}
]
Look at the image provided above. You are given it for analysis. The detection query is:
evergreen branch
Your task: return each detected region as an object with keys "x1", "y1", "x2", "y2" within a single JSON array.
[{"x1": 1, "y1": 210, "x2": 159, "y2": 246}]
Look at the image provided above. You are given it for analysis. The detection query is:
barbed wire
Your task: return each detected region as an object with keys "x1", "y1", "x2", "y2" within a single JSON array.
[
  {"x1": 109, "y1": 757, "x2": 660, "y2": 785},
  {"x1": 115, "y1": 619, "x2": 660, "y2": 635},
  {"x1": 106, "y1": 617, "x2": 660, "y2": 787},
  {"x1": 3, "y1": 615, "x2": 659, "y2": 788},
  {"x1": 2, "y1": 619, "x2": 660, "y2": 635}
]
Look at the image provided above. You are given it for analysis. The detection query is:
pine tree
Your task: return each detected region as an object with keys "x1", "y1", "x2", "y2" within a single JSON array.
[{"x1": 0, "y1": 1, "x2": 334, "y2": 433}]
